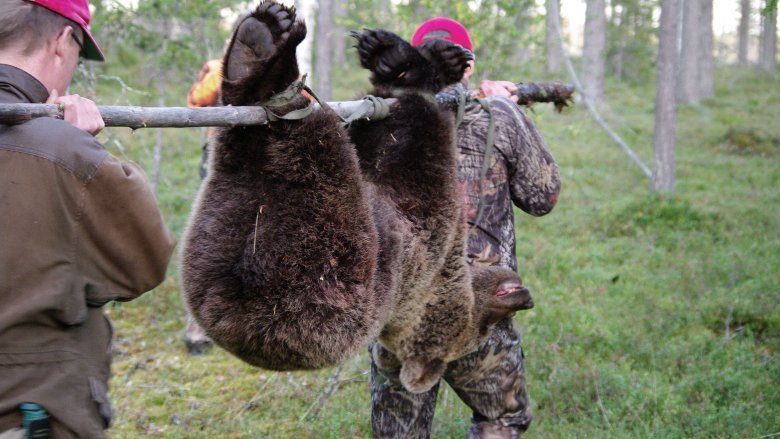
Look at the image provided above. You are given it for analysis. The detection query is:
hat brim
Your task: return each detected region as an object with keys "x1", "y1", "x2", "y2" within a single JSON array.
[{"x1": 81, "y1": 27, "x2": 104, "y2": 61}]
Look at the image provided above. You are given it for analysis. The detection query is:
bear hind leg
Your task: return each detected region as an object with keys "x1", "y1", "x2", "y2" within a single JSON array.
[
  {"x1": 222, "y1": 1, "x2": 306, "y2": 105},
  {"x1": 415, "y1": 38, "x2": 474, "y2": 89},
  {"x1": 351, "y1": 29, "x2": 437, "y2": 93}
]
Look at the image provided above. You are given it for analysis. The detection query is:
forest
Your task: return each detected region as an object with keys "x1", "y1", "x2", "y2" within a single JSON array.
[{"x1": 56, "y1": 0, "x2": 780, "y2": 437}]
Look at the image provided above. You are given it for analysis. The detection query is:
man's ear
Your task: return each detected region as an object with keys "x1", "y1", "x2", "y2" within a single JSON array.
[
  {"x1": 463, "y1": 60, "x2": 475, "y2": 80},
  {"x1": 53, "y1": 26, "x2": 75, "y2": 62}
]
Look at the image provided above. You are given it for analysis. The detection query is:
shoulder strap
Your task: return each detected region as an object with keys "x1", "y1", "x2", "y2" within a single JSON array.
[{"x1": 468, "y1": 97, "x2": 496, "y2": 238}]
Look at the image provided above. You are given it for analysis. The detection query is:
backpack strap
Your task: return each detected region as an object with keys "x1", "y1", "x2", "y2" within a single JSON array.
[{"x1": 468, "y1": 96, "x2": 496, "y2": 238}]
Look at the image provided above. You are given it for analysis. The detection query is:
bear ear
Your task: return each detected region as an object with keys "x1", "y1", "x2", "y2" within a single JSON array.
[{"x1": 399, "y1": 356, "x2": 446, "y2": 394}]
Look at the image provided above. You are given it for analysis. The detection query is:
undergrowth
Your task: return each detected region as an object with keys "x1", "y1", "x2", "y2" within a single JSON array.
[{"x1": 70, "y1": 62, "x2": 779, "y2": 438}]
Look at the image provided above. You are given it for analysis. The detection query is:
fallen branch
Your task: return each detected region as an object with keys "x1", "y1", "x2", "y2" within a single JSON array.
[
  {"x1": 551, "y1": 14, "x2": 652, "y2": 179},
  {"x1": 297, "y1": 366, "x2": 344, "y2": 424},
  {"x1": 0, "y1": 82, "x2": 574, "y2": 129}
]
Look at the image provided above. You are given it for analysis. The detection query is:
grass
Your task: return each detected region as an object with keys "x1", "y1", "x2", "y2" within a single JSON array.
[{"x1": 76, "y1": 64, "x2": 780, "y2": 438}]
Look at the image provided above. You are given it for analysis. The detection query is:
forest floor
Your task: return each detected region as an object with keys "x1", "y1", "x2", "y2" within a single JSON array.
[{"x1": 100, "y1": 65, "x2": 779, "y2": 438}]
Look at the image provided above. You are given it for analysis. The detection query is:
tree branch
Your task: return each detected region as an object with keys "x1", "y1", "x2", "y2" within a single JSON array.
[{"x1": 0, "y1": 83, "x2": 574, "y2": 129}]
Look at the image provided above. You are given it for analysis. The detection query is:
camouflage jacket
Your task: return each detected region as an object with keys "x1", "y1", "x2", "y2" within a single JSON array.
[{"x1": 452, "y1": 82, "x2": 560, "y2": 272}]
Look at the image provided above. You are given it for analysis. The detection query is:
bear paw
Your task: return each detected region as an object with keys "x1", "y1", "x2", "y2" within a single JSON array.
[
  {"x1": 352, "y1": 29, "x2": 442, "y2": 93},
  {"x1": 415, "y1": 38, "x2": 473, "y2": 90},
  {"x1": 224, "y1": 2, "x2": 303, "y2": 81},
  {"x1": 352, "y1": 29, "x2": 420, "y2": 81}
]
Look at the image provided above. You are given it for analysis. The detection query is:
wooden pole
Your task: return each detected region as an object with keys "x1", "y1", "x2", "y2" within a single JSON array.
[
  {"x1": 0, "y1": 103, "x2": 301, "y2": 129},
  {"x1": 0, "y1": 83, "x2": 575, "y2": 129}
]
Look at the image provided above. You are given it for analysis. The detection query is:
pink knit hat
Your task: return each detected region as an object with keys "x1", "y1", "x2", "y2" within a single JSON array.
[{"x1": 411, "y1": 17, "x2": 473, "y2": 52}]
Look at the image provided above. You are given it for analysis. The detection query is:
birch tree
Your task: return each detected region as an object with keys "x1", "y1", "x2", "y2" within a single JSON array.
[{"x1": 653, "y1": 0, "x2": 680, "y2": 193}]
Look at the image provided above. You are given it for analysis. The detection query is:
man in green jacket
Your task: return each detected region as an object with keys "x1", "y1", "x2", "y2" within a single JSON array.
[{"x1": 0, "y1": 1, "x2": 176, "y2": 437}]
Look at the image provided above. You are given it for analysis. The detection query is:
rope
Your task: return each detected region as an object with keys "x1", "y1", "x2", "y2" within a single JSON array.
[
  {"x1": 468, "y1": 97, "x2": 496, "y2": 238},
  {"x1": 262, "y1": 79, "x2": 316, "y2": 122},
  {"x1": 449, "y1": 84, "x2": 496, "y2": 238},
  {"x1": 341, "y1": 95, "x2": 390, "y2": 127},
  {"x1": 260, "y1": 76, "x2": 392, "y2": 127}
]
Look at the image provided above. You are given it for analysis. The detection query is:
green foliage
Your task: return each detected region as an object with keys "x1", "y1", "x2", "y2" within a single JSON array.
[
  {"x1": 399, "y1": 0, "x2": 542, "y2": 79},
  {"x1": 338, "y1": 0, "x2": 544, "y2": 81},
  {"x1": 83, "y1": 0, "x2": 246, "y2": 108},
  {"x1": 606, "y1": 0, "x2": 658, "y2": 84},
  {"x1": 513, "y1": 66, "x2": 780, "y2": 437},
  {"x1": 762, "y1": 0, "x2": 778, "y2": 15},
  {"x1": 603, "y1": 195, "x2": 720, "y2": 237},
  {"x1": 717, "y1": 127, "x2": 780, "y2": 156}
]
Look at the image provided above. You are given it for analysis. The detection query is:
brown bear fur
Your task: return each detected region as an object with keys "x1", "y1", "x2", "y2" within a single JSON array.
[{"x1": 180, "y1": 1, "x2": 531, "y2": 393}]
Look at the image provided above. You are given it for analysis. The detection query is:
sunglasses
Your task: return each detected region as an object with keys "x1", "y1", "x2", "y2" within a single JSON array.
[{"x1": 71, "y1": 32, "x2": 86, "y2": 58}]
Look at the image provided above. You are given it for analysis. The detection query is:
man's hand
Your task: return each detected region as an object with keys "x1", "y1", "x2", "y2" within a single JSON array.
[
  {"x1": 478, "y1": 80, "x2": 519, "y2": 103},
  {"x1": 47, "y1": 89, "x2": 105, "y2": 136}
]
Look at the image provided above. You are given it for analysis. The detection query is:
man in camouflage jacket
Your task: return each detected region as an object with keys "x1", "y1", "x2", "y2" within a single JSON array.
[{"x1": 370, "y1": 17, "x2": 560, "y2": 438}]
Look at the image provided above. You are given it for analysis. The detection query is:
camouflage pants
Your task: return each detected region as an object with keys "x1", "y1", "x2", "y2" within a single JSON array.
[{"x1": 369, "y1": 318, "x2": 532, "y2": 439}]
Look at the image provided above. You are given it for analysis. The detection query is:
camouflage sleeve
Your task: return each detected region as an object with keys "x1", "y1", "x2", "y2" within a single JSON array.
[{"x1": 491, "y1": 98, "x2": 561, "y2": 217}]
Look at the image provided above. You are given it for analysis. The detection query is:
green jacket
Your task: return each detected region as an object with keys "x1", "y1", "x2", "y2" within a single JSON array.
[{"x1": 0, "y1": 64, "x2": 176, "y2": 438}]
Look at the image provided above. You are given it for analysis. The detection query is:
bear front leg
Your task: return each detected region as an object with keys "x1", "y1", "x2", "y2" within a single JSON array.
[{"x1": 351, "y1": 29, "x2": 472, "y2": 95}]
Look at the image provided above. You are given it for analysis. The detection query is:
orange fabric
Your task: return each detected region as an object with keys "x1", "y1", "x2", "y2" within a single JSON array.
[{"x1": 187, "y1": 59, "x2": 222, "y2": 108}]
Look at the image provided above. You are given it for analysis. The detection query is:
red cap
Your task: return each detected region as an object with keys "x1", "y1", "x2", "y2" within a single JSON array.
[
  {"x1": 411, "y1": 17, "x2": 473, "y2": 52},
  {"x1": 26, "y1": 0, "x2": 104, "y2": 61}
]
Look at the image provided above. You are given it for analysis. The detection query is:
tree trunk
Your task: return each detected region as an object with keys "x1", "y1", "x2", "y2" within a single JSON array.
[
  {"x1": 653, "y1": 0, "x2": 680, "y2": 193},
  {"x1": 409, "y1": 0, "x2": 428, "y2": 22},
  {"x1": 739, "y1": 0, "x2": 751, "y2": 65},
  {"x1": 611, "y1": 4, "x2": 628, "y2": 81},
  {"x1": 582, "y1": 0, "x2": 607, "y2": 105},
  {"x1": 678, "y1": 0, "x2": 701, "y2": 104},
  {"x1": 332, "y1": 0, "x2": 347, "y2": 68},
  {"x1": 295, "y1": 0, "x2": 315, "y2": 80},
  {"x1": 378, "y1": 0, "x2": 394, "y2": 29},
  {"x1": 699, "y1": 0, "x2": 715, "y2": 99},
  {"x1": 759, "y1": 2, "x2": 778, "y2": 73},
  {"x1": 314, "y1": 0, "x2": 334, "y2": 101},
  {"x1": 545, "y1": 0, "x2": 563, "y2": 74}
]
